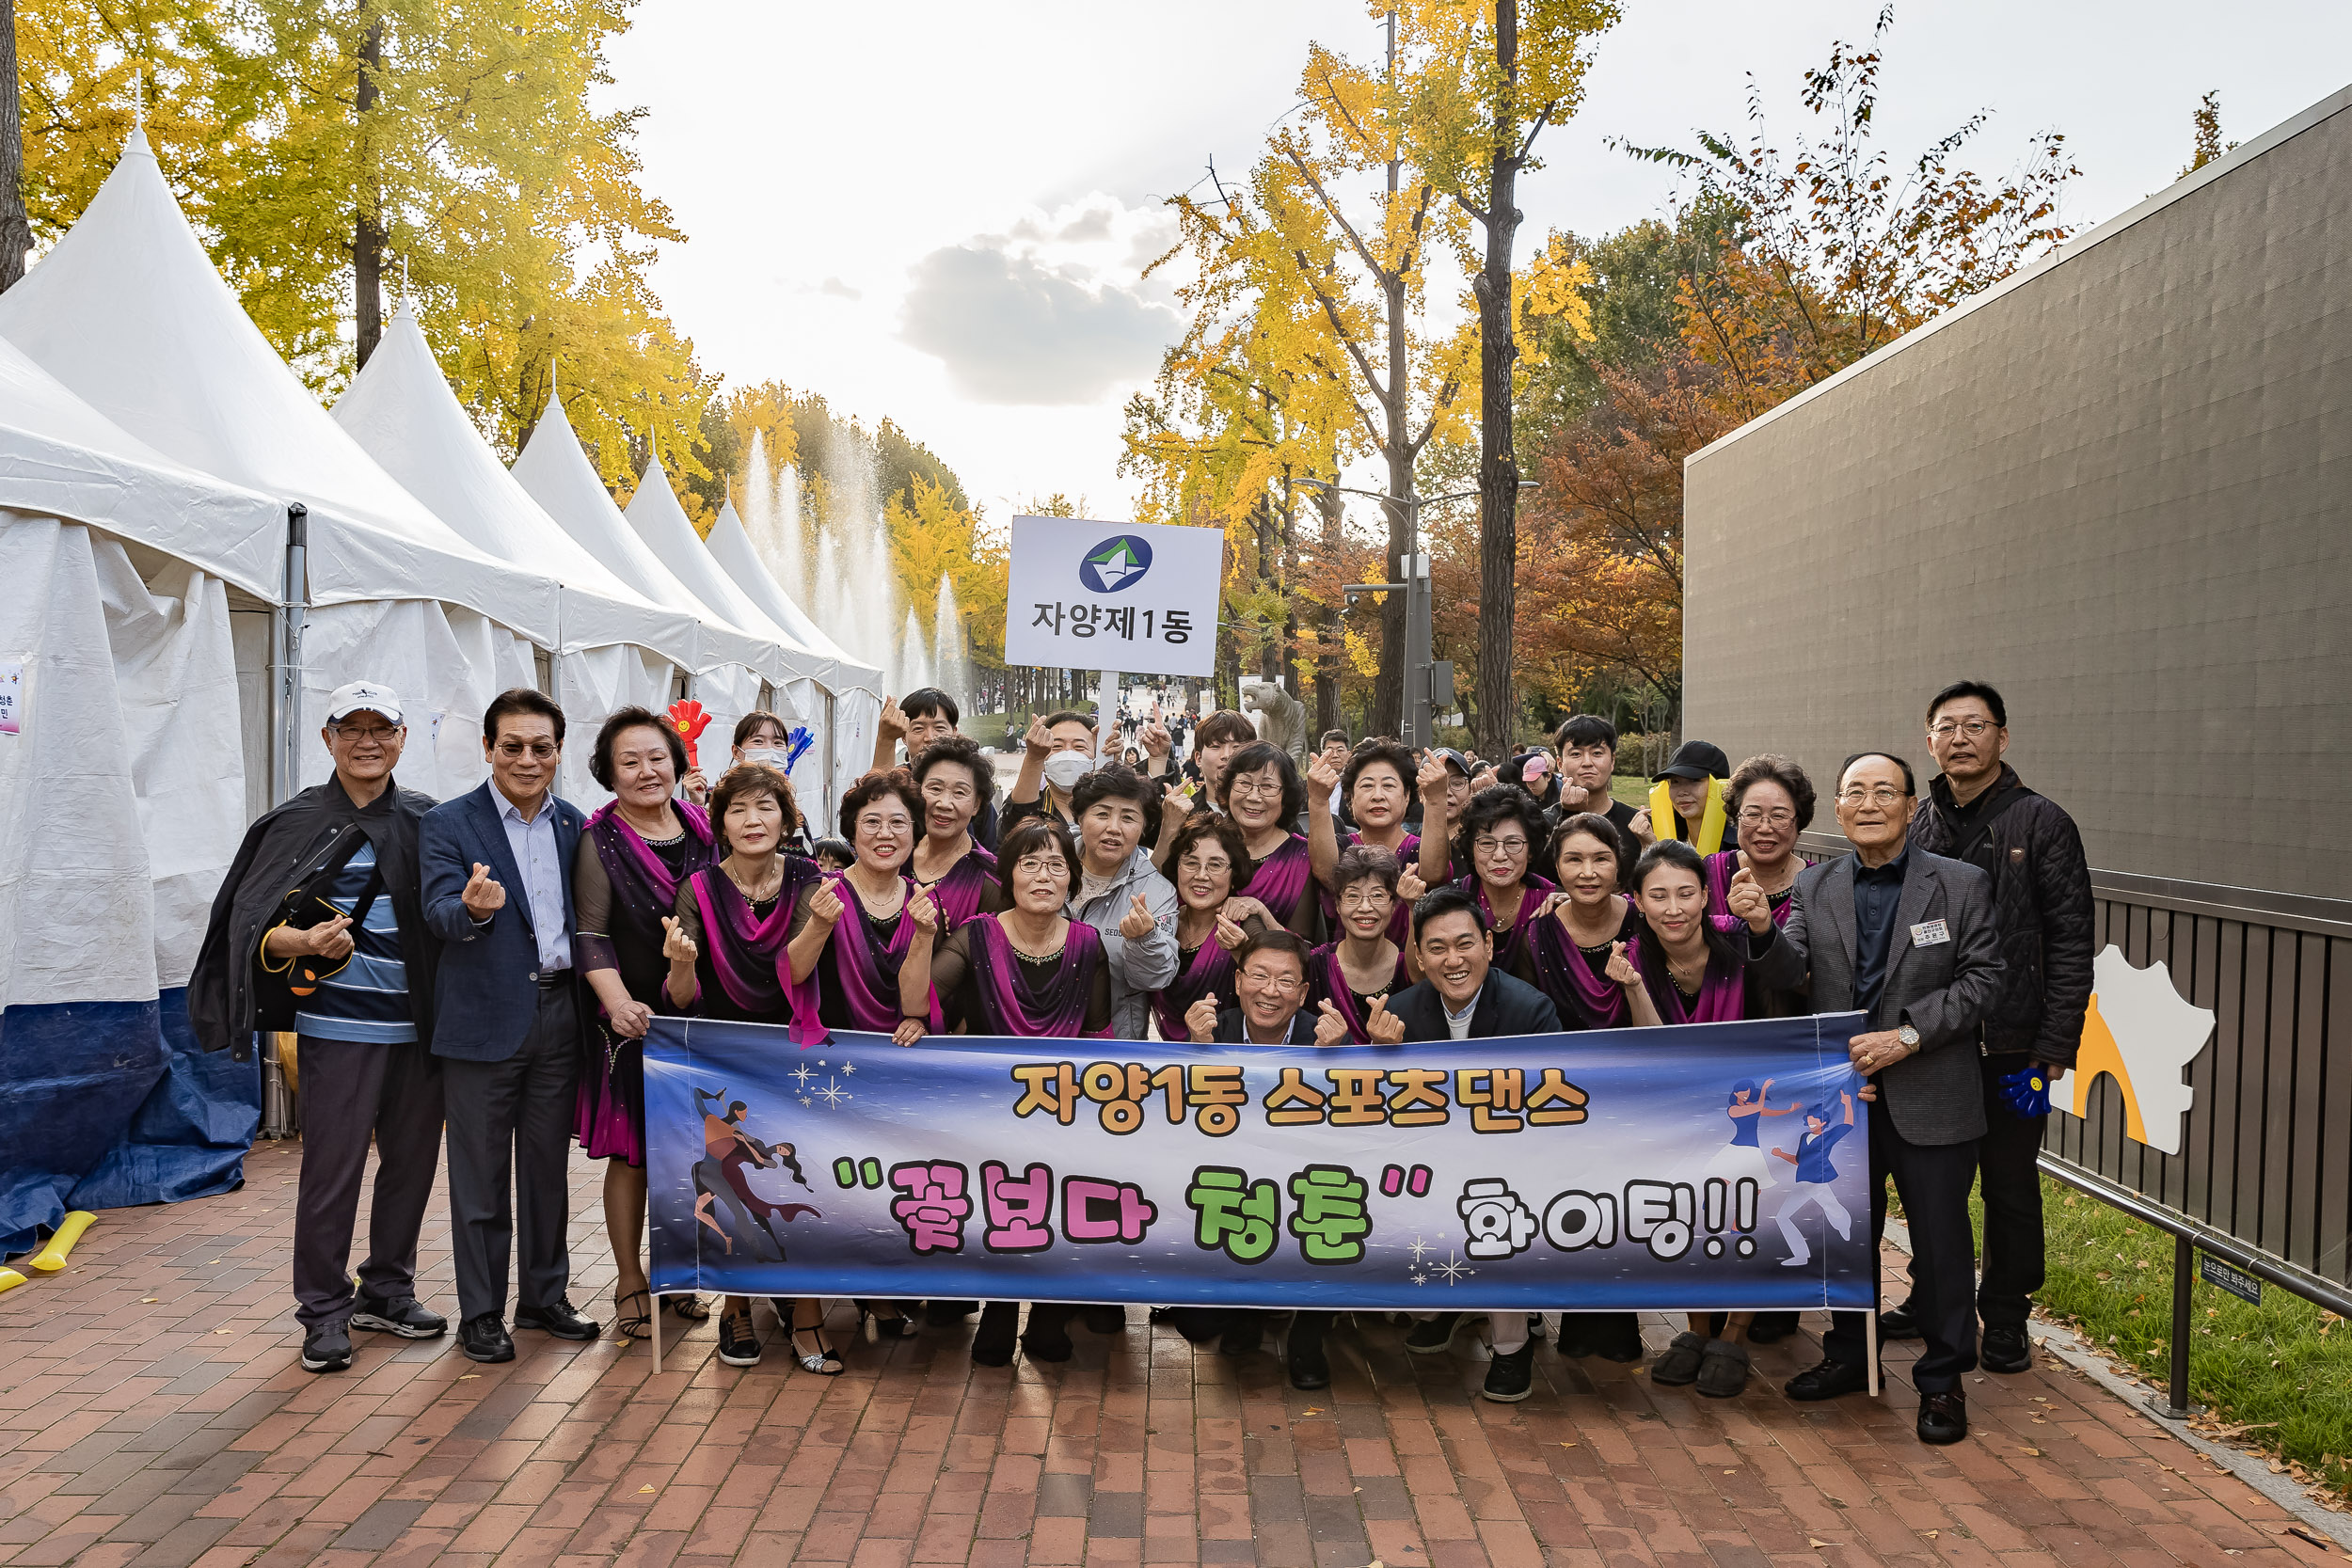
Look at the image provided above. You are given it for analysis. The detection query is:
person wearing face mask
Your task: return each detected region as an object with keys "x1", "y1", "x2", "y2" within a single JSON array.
[
  {"x1": 1006, "y1": 709, "x2": 1102, "y2": 832},
  {"x1": 1418, "y1": 783, "x2": 1555, "y2": 972},
  {"x1": 905, "y1": 736, "x2": 1005, "y2": 932},
  {"x1": 872, "y1": 688, "x2": 1000, "y2": 850},
  {"x1": 907, "y1": 818, "x2": 1110, "y2": 1366},
  {"x1": 1631, "y1": 740, "x2": 1740, "y2": 854},
  {"x1": 721, "y1": 711, "x2": 814, "y2": 854},
  {"x1": 1151, "y1": 814, "x2": 1276, "y2": 1044},
  {"x1": 572, "y1": 707, "x2": 717, "y2": 1346},
  {"x1": 1306, "y1": 740, "x2": 1423, "y2": 942},
  {"x1": 1307, "y1": 845, "x2": 1412, "y2": 1044},
  {"x1": 1391, "y1": 887, "x2": 1564, "y2": 1402},
  {"x1": 1198, "y1": 740, "x2": 1320, "y2": 937}
]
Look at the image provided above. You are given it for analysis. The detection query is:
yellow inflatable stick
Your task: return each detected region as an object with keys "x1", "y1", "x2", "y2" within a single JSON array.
[
  {"x1": 28, "y1": 1211, "x2": 95, "y2": 1272},
  {"x1": 0, "y1": 1268, "x2": 25, "y2": 1293},
  {"x1": 1647, "y1": 775, "x2": 1730, "y2": 855}
]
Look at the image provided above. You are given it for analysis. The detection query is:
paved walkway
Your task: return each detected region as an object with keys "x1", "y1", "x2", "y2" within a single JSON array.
[{"x1": 1, "y1": 1141, "x2": 2325, "y2": 1568}]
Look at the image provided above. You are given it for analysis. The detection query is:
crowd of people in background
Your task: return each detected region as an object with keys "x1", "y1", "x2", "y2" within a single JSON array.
[{"x1": 189, "y1": 673, "x2": 2093, "y2": 1449}]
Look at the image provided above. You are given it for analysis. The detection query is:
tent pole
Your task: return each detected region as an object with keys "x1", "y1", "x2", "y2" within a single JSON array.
[{"x1": 263, "y1": 503, "x2": 308, "y2": 1140}]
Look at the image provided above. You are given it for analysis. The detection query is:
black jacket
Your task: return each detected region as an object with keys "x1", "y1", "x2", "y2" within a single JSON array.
[
  {"x1": 1209, "y1": 1006, "x2": 1318, "y2": 1045},
  {"x1": 1388, "y1": 970, "x2": 1563, "y2": 1042},
  {"x1": 187, "y1": 775, "x2": 439, "y2": 1061},
  {"x1": 1910, "y1": 764, "x2": 2093, "y2": 1067}
]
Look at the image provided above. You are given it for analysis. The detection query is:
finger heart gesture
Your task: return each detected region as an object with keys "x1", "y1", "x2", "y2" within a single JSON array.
[
  {"x1": 661, "y1": 915, "x2": 698, "y2": 965},
  {"x1": 1119, "y1": 893, "x2": 1156, "y2": 940},
  {"x1": 461, "y1": 862, "x2": 506, "y2": 918},
  {"x1": 1604, "y1": 939, "x2": 1641, "y2": 989},
  {"x1": 1365, "y1": 995, "x2": 1405, "y2": 1045}
]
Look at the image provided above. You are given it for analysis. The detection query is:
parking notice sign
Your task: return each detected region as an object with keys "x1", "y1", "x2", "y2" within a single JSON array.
[{"x1": 1002, "y1": 516, "x2": 1224, "y2": 678}]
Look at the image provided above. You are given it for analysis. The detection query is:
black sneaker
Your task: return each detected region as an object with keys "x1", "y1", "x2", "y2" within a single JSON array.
[
  {"x1": 1287, "y1": 1317, "x2": 1330, "y2": 1391},
  {"x1": 515, "y1": 1298, "x2": 598, "y2": 1340},
  {"x1": 1917, "y1": 1390, "x2": 1967, "y2": 1444},
  {"x1": 1482, "y1": 1340, "x2": 1536, "y2": 1402},
  {"x1": 1981, "y1": 1324, "x2": 2031, "y2": 1373},
  {"x1": 972, "y1": 1303, "x2": 1018, "y2": 1367},
  {"x1": 1525, "y1": 1313, "x2": 1548, "y2": 1341},
  {"x1": 1020, "y1": 1306, "x2": 1074, "y2": 1363},
  {"x1": 1879, "y1": 1299, "x2": 1922, "y2": 1340},
  {"x1": 1784, "y1": 1355, "x2": 1871, "y2": 1402},
  {"x1": 717, "y1": 1308, "x2": 762, "y2": 1367},
  {"x1": 301, "y1": 1322, "x2": 353, "y2": 1373},
  {"x1": 1650, "y1": 1331, "x2": 1706, "y2": 1386},
  {"x1": 1082, "y1": 1304, "x2": 1127, "y2": 1334},
  {"x1": 459, "y1": 1314, "x2": 514, "y2": 1364},
  {"x1": 1405, "y1": 1312, "x2": 1466, "y2": 1354},
  {"x1": 1745, "y1": 1311, "x2": 1801, "y2": 1345},
  {"x1": 352, "y1": 1292, "x2": 447, "y2": 1339}
]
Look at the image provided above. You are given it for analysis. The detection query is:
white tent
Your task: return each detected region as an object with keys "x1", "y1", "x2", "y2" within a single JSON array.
[
  {"x1": 705, "y1": 496, "x2": 884, "y2": 814},
  {"x1": 334, "y1": 304, "x2": 701, "y2": 804},
  {"x1": 0, "y1": 130, "x2": 554, "y2": 802},
  {"x1": 511, "y1": 401, "x2": 786, "y2": 799},
  {"x1": 0, "y1": 331, "x2": 288, "y2": 1254}
]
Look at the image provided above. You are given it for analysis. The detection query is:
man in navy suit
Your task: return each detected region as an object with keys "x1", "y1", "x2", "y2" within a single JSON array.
[{"x1": 421, "y1": 688, "x2": 599, "y2": 1362}]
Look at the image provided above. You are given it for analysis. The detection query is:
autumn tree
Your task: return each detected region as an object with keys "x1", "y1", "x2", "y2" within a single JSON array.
[{"x1": 2180, "y1": 90, "x2": 2234, "y2": 178}]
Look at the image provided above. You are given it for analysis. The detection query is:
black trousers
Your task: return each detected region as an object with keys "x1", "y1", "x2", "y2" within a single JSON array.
[
  {"x1": 1821, "y1": 1101, "x2": 1980, "y2": 1394},
  {"x1": 442, "y1": 984, "x2": 580, "y2": 1324},
  {"x1": 1894, "y1": 1056, "x2": 2047, "y2": 1333},
  {"x1": 292, "y1": 1036, "x2": 444, "y2": 1329}
]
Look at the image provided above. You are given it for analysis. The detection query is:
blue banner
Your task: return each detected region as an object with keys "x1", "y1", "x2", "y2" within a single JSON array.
[{"x1": 644, "y1": 1012, "x2": 1877, "y2": 1311}]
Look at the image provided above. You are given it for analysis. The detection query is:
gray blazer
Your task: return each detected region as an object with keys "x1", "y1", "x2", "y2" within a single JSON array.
[{"x1": 1747, "y1": 847, "x2": 2005, "y2": 1147}]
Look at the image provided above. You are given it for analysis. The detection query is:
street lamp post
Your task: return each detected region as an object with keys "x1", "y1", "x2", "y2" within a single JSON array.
[{"x1": 1311, "y1": 478, "x2": 1492, "y2": 749}]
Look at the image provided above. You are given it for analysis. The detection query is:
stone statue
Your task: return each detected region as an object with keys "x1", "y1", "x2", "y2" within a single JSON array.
[{"x1": 1241, "y1": 679, "x2": 1308, "y2": 765}]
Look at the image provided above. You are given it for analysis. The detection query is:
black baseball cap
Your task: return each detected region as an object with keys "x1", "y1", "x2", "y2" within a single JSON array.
[
  {"x1": 1430, "y1": 747, "x2": 1472, "y2": 776},
  {"x1": 1651, "y1": 740, "x2": 1731, "y2": 783}
]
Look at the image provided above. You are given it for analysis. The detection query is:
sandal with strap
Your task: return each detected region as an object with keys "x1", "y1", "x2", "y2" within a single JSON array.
[
  {"x1": 612, "y1": 1288, "x2": 653, "y2": 1342},
  {"x1": 790, "y1": 1305, "x2": 846, "y2": 1375},
  {"x1": 664, "y1": 1293, "x2": 709, "y2": 1323},
  {"x1": 858, "y1": 1300, "x2": 915, "y2": 1338}
]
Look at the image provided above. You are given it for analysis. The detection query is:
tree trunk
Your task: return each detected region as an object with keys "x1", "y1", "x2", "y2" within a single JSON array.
[
  {"x1": 1313, "y1": 482, "x2": 1343, "y2": 736},
  {"x1": 1252, "y1": 494, "x2": 1279, "y2": 681},
  {"x1": 1279, "y1": 475, "x2": 1301, "y2": 697},
  {"x1": 353, "y1": 13, "x2": 387, "y2": 367},
  {"x1": 0, "y1": 0, "x2": 30, "y2": 292},
  {"x1": 1471, "y1": 0, "x2": 1523, "y2": 761}
]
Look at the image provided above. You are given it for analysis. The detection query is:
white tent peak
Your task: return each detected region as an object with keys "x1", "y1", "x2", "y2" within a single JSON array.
[
  {"x1": 622, "y1": 454, "x2": 821, "y2": 681},
  {"x1": 0, "y1": 127, "x2": 559, "y2": 641},
  {"x1": 706, "y1": 495, "x2": 876, "y2": 691}
]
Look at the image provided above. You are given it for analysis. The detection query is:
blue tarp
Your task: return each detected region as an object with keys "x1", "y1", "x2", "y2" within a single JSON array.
[{"x1": 0, "y1": 988, "x2": 257, "y2": 1258}]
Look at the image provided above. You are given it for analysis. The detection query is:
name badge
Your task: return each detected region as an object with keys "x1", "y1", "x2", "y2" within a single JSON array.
[{"x1": 1910, "y1": 919, "x2": 1951, "y2": 948}]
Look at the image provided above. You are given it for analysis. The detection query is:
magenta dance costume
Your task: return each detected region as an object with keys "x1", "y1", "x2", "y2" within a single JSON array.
[
  {"x1": 1520, "y1": 908, "x2": 1637, "y2": 1031},
  {"x1": 1625, "y1": 933, "x2": 1749, "y2": 1025},
  {"x1": 1307, "y1": 942, "x2": 1410, "y2": 1043},
  {"x1": 1242, "y1": 832, "x2": 1320, "y2": 938},
  {"x1": 964, "y1": 917, "x2": 1115, "y2": 1038},
  {"x1": 1702, "y1": 849, "x2": 1809, "y2": 1017},
  {"x1": 574, "y1": 800, "x2": 716, "y2": 1166},
  {"x1": 682, "y1": 859, "x2": 823, "y2": 1036},
  {"x1": 1321, "y1": 831, "x2": 1421, "y2": 942},
  {"x1": 918, "y1": 844, "x2": 1000, "y2": 930},
  {"x1": 1152, "y1": 935, "x2": 1236, "y2": 1044},
  {"x1": 1454, "y1": 872, "x2": 1556, "y2": 969},
  {"x1": 803, "y1": 874, "x2": 946, "y2": 1037}
]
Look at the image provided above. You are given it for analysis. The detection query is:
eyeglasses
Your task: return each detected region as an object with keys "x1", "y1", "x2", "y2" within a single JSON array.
[
  {"x1": 333, "y1": 724, "x2": 401, "y2": 744},
  {"x1": 1337, "y1": 887, "x2": 1393, "y2": 910},
  {"x1": 1927, "y1": 718, "x2": 1997, "y2": 738},
  {"x1": 1240, "y1": 968, "x2": 1303, "y2": 993},
  {"x1": 1228, "y1": 778, "x2": 1281, "y2": 800},
  {"x1": 1737, "y1": 808, "x2": 1795, "y2": 827},
  {"x1": 1473, "y1": 835, "x2": 1529, "y2": 856},
  {"x1": 856, "y1": 814, "x2": 911, "y2": 834},
  {"x1": 1836, "y1": 785, "x2": 1909, "y2": 806},
  {"x1": 1013, "y1": 856, "x2": 1066, "y2": 877},
  {"x1": 496, "y1": 740, "x2": 558, "y2": 760}
]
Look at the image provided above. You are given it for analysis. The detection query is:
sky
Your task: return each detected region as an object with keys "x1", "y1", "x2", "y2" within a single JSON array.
[{"x1": 603, "y1": 2, "x2": 2352, "y2": 528}]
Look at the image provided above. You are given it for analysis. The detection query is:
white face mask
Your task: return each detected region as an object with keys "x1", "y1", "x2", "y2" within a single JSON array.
[
  {"x1": 742, "y1": 746, "x2": 791, "y2": 769},
  {"x1": 1041, "y1": 752, "x2": 1095, "y2": 792}
]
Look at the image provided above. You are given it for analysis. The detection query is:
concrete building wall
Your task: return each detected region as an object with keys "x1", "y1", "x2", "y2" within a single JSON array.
[{"x1": 1682, "y1": 87, "x2": 2352, "y2": 901}]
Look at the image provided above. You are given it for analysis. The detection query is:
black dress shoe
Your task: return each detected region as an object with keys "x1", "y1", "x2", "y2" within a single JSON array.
[
  {"x1": 971, "y1": 1303, "x2": 1018, "y2": 1367},
  {"x1": 1879, "y1": 1299, "x2": 1922, "y2": 1340},
  {"x1": 1287, "y1": 1318, "x2": 1330, "y2": 1391},
  {"x1": 1552, "y1": 1313, "x2": 1596, "y2": 1358},
  {"x1": 1916, "y1": 1390, "x2": 1967, "y2": 1445},
  {"x1": 1082, "y1": 1304, "x2": 1127, "y2": 1334},
  {"x1": 1980, "y1": 1324, "x2": 2030, "y2": 1373},
  {"x1": 1784, "y1": 1355, "x2": 1871, "y2": 1402},
  {"x1": 1219, "y1": 1316, "x2": 1264, "y2": 1357},
  {"x1": 1481, "y1": 1340, "x2": 1535, "y2": 1402},
  {"x1": 515, "y1": 1299, "x2": 598, "y2": 1340},
  {"x1": 301, "y1": 1323, "x2": 353, "y2": 1372},
  {"x1": 1021, "y1": 1306, "x2": 1074, "y2": 1363},
  {"x1": 352, "y1": 1292, "x2": 447, "y2": 1338},
  {"x1": 1745, "y1": 1310, "x2": 1801, "y2": 1345},
  {"x1": 1588, "y1": 1312, "x2": 1646, "y2": 1363},
  {"x1": 459, "y1": 1314, "x2": 515, "y2": 1364}
]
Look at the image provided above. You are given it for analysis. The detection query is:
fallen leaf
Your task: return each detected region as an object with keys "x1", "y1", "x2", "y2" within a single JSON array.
[
  {"x1": 639, "y1": 1484, "x2": 657, "y2": 1495},
  {"x1": 141, "y1": 1297, "x2": 157, "y2": 1304},
  {"x1": 2021, "y1": 1447, "x2": 2042, "y2": 1457},
  {"x1": 1724, "y1": 1468, "x2": 1737, "y2": 1475},
  {"x1": 1809, "y1": 1540, "x2": 1834, "y2": 1549},
  {"x1": 215, "y1": 1327, "x2": 233, "y2": 1335},
  {"x1": 1923, "y1": 1529, "x2": 1940, "y2": 1539},
  {"x1": 1558, "y1": 1441, "x2": 1578, "y2": 1448},
  {"x1": 457, "y1": 1373, "x2": 480, "y2": 1381},
  {"x1": 1301, "y1": 1407, "x2": 1326, "y2": 1416}
]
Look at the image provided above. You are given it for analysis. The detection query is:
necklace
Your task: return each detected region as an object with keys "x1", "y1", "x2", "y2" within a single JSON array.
[
  {"x1": 1667, "y1": 949, "x2": 1708, "y2": 990},
  {"x1": 845, "y1": 865, "x2": 903, "y2": 915},
  {"x1": 1007, "y1": 930, "x2": 1068, "y2": 962},
  {"x1": 724, "y1": 860, "x2": 782, "y2": 904}
]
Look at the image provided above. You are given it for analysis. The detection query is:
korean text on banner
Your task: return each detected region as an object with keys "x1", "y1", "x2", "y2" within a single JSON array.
[
  {"x1": 1001, "y1": 516, "x2": 1224, "y2": 679},
  {"x1": 644, "y1": 1014, "x2": 1877, "y2": 1311}
]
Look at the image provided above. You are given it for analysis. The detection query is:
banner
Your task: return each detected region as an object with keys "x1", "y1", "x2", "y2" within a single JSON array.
[
  {"x1": 999, "y1": 515, "x2": 1224, "y2": 678},
  {"x1": 644, "y1": 1013, "x2": 1877, "y2": 1311}
]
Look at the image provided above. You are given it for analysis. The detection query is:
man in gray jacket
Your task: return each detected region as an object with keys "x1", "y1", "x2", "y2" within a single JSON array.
[
  {"x1": 1747, "y1": 751, "x2": 2005, "y2": 1445},
  {"x1": 1065, "y1": 765, "x2": 1181, "y2": 1040}
]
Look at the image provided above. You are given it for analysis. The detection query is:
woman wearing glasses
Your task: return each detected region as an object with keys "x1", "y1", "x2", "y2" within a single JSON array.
[
  {"x1": 1216, "y1": 740, "x2": 1322, "y2": 939},
  {"x1": 1150, "y1": 813, "x2": 1277, "y2": 1044},
  {"x1": 1308, "y1": 845, "x2": 1414, "y2": 1043},
  {"x1": 903, "y1": 817, "x2": 1112, "y2": 1367},
  {"x1": 1708, "y1": 755, "x2": 1817, "y2": 1016},
  {"x1": 1418, "y1": 784, "x2": 1555, "y2": 972}
]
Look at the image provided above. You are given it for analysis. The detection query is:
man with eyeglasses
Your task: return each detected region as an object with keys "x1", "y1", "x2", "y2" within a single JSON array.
[
  {"x1": 1894, "y1": 680, "x2": 2092, "y2": 1374},
  {"x1": 191, "y1": 682, "x2": 447, "y2": 1373},
  {"x1": 421, "y1": 688, "x2": 599, "y2": 1363},
  {"x1": 1745, "y1": 752, "x2": 2005, "y2": 1444}
]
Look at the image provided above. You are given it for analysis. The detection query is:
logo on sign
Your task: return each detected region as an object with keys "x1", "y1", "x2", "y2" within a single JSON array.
[
  {"x1": 1079, "y1": 534, "x2": 1153, "y2": 594},
  {"x1": 2051, "y1": 946, "x2": 2215, "y2": 1156}
]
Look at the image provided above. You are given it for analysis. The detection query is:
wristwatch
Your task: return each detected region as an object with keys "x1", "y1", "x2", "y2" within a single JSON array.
[{"x1": 1897, "y1": 1022, "x2": 1921, "y2": 1053}]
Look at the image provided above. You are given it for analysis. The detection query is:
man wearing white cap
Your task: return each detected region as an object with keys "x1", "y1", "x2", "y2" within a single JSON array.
[{"x1": 191, "y1": 681, "x2": 447, "y2": 1374}]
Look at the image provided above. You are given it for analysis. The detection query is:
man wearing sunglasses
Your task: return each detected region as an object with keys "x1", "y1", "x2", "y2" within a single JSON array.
[
  {"x1": 421, "y1": 688, "x2": 598, "y2": 1364},
  {"x1": 190, "y1": 681, "x2": 446, "y2": 1375}
]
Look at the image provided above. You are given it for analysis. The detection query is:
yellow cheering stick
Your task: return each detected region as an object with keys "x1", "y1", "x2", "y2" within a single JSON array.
[
  {"x1": 28, "y1": 1211, "x2": 95, "y2": 1272},
  {"x1": 0, "y1": 1268, "x2": 25, "y2": 1293}
]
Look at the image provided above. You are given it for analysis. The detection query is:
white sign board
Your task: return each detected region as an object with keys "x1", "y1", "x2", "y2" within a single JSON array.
[{"x1": 1002, "y1": 516, "x2": 1223, "y2": 678}]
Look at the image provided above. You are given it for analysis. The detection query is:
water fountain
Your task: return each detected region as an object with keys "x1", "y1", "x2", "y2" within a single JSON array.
[
  {"x1": 932, "y1": 574, "x2": 969, "y2": 705},
  {"x1": 898, "y1": 606, "x2": 930, "y2": 693}
]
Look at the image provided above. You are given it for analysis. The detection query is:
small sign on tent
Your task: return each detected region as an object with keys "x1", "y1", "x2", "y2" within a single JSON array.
[
  {"x1": 1001, "y1": 517, "x2": 1223, "y2": 679},
  {"x1": 0, "y1": 659, "x2": 23, "y2": 736}
]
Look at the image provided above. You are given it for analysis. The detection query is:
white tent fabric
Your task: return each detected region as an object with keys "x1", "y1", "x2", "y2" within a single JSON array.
[
  {"x1": 624, "y1": 456, "x2": 821, "y2": 683},
  {"x1": 297, "y1": 597, "x2": 535, "y2": 802},
  {"x1": 0, "y1": 131, "x2": 560, "y2": 643},
  {"x1": 705, "y1": 499, "x2": 880, "y2": 696}
]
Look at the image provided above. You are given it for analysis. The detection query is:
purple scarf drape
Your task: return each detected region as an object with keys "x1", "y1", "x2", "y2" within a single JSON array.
[
  {"x1": 688, "y1": 860, "x2": 818, "y2": 1029},
  {"x1": 1628, "y1": 933, "x2": 1748, "y2": 1025},
  {"x1": 582, "y1": 799, "x2": 714, "y2": 989},
  {"x1": 813, "y1": 874, "x2": 945, "y2": 1037},
  {"x1": 1522, "y1": 911, "x2": 1630, "y2": 1029},
  {"x1": 1152, "y1": 934, "x2": 1236, "y2": 1044},
  {"x1": 921, "y1": 845, "x2": 1000, "y2": 930},
  {"x1": 1310, "y1": 942, "x2": 1409, "y2": 1043},
  {"x1": 1244, "y1": 833, "x2": 1314, "y2": 932},
  {"x1": 1705, "y1": 850, "x2": 1801, "y2": 934},
  {"x1": 1456, "y1": 872, "x2": 1556, "y2": 966},
  {"x1": 966, "y1": 915, "x2": 1111, "y2": 1038}
]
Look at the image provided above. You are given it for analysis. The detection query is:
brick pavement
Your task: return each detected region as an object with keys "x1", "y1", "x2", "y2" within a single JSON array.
[{"x1": 0, "y1": 1140, "x2": 2319, "y2": 1568}]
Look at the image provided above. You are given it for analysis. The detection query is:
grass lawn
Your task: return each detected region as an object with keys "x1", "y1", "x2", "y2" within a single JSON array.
[{"x1": 2016, "y1": 1177, "x2": 2349, "y2": 1502}]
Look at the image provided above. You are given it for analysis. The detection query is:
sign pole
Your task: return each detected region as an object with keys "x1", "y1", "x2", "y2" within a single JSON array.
[{"x1": 1098, "y1": 669, "x2": 1119, "y2": 759}]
